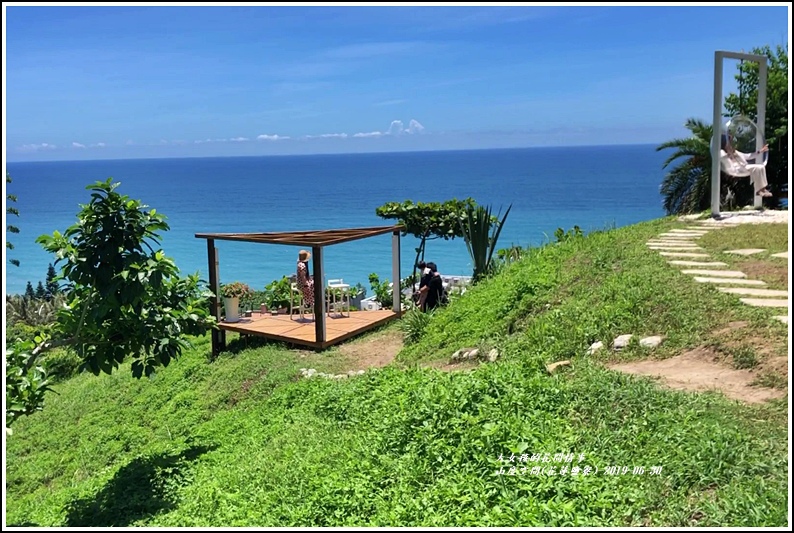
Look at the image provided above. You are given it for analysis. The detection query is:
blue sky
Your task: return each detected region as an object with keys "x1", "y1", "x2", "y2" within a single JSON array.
[{"x1": 4, "y1": 3, "x2": 790, "y2": 161}]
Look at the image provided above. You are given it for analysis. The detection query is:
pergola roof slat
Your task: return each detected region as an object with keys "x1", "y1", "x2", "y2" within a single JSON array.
[{"x1": 195, "y1": 224, "x2": 402, "y2": 247}]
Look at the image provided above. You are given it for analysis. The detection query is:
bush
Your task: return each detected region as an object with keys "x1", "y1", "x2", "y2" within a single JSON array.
[{"x1": 399, "y1": 307, "x2": 435, "y2": 344}]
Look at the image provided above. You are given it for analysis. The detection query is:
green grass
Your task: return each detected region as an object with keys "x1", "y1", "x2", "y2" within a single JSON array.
[{"x1": 5, "y1": 216, "x2": 789, "y2": 527}]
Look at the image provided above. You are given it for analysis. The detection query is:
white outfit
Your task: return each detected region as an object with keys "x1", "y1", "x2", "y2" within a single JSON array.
[{"x1": 720, "y1": 149, "x2": 768, "y2": 192}]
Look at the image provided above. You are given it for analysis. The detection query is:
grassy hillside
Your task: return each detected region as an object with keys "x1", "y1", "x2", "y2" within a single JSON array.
[{"x1": 5, "y1": 216, "x2": 788, "y2": 527}]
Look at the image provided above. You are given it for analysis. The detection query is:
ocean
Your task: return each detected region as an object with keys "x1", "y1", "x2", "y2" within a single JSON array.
[{"x1": 5, "y1": 145, "x2": 668, "y2": 297}]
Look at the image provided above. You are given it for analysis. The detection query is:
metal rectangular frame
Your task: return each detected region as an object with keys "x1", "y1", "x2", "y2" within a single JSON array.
[{"x1": 711, "y1": 51, "x2": 768, "y2": 216}]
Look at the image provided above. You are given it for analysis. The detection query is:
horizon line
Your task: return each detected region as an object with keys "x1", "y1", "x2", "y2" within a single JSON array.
[{"x1": 6, "y1": 141, "x2": 662, "y2": 165}]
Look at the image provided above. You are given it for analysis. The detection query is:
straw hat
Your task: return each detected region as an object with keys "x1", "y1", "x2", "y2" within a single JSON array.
[{"x1": 298, "y1": 249, "x2": 311, "y2": 262}]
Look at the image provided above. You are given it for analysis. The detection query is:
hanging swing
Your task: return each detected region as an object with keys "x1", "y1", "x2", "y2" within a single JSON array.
[{"x1": 719, "y1": 59, "x2": 768, "y2": 178}]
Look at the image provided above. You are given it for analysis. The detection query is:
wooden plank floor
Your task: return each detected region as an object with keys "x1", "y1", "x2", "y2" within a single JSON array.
[{"x1": 217, "y1": 309, "x2": 399, "y2": 349}]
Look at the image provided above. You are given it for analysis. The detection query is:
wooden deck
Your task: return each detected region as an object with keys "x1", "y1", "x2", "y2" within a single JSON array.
[{"x1": 217, "y1": 309, "x2": 399, "y2": 349}]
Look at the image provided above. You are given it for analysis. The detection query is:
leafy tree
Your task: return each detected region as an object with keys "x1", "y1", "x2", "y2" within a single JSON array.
[
  {"x1": 6, "y1": 172, "x2": 20, "y2": 267},
  {"x1": 459, "y1": 203, "x2": 512, "y2": 282},
  {"x1": 375, "y1": 198, "x2": 477, "y2": 289},
  {"x1": 35, "y1": 281, "x2": 47, "y2": 300},
  {"x1": 45, "y1": 263, "x2": 61, "y2": 300},
  {"x1": 723, "y1": 43, "x2": 788, "y2": 205},
  {"x1": 24, "y1": 282, "x2": 35, "y2": 300},
  {"x1": 6, "y1": 179, "x2": 216, "y2": 431}
]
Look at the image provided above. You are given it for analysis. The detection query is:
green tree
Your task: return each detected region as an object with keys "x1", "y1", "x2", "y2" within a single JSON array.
[
  {"x1": 24, "y1": 282, "x2": 35, "y2": 300},
  {"x1": 6, "y1": 172, "x2": 20, "y2": 267},
  {"x1": 375, "y1": 198, "x2": 477, "y2": 289},
  {"x1": 6, "y1": 179, "x2": 216, "y2": 431},
  {"x1": 34, "y1": 281, "x2": 47, "y2": 300},
  {"x1": 45, "y1": 263, "x2": 60, "y2": 300},
  {"x1": 723, "y1": 44, "x2": 788, "y2": 204}
]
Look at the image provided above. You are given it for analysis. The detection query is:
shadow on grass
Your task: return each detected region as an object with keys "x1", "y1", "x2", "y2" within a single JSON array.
[
  {"x1": 222, "y1": 333, "x2": 296, "y2": 355},
  {"x1": 63, "y1": 443, "x2": 218, "y2": 527}
]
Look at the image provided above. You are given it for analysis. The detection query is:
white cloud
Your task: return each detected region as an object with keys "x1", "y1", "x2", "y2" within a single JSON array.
[
  {"x1": 230, "y1": 137, "x2": 249, "y2": 142},
  {"x1": 373, "y1": 99, "x2": 407, "y2": 107},
  {"x1": 91, "y1": 142, "x2": 106, "y2": 148},
  {"x1": 303, "y1": 133, "x2": 349, "y2": 139},
  {"x1": 387, "y1": 120, "x2": 404, "y2": 135},
  {"x1": 257, "y1": 134, "x2": 289, "y2": 141},
  {"x1": 18, "y1": 142, "x2": 57, "y2": 152},
  {"x1": 72, "y1": 142, "x2": 86, "y2": 148},
  {"x1": 353, "y1": 119, "x2": 426, "y2": 139},
  {"x1": 407, "y1": 119, "x2": 425, "y2": 134}
]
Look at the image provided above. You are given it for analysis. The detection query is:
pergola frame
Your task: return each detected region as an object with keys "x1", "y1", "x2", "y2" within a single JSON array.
[
  {"x1": 195, "y1": 225, "x2": 403, "y2": 357},
  {"x1": 711, "y1": 50, "x2": 768, "y2": 216}
]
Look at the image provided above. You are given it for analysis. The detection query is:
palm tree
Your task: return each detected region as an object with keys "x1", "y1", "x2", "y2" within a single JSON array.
[
  {"x1": 656, "y1": 118, "x2": 752, "y2": 215},
  {"x1": 656, "y1": 118, "x2": 714, "y2": 215}
]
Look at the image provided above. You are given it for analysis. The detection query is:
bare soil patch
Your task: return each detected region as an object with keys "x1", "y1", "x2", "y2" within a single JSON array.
[
  {"x1": 734, "y1": 260, "x2": 789, "y2": 288},
  {"x1": 335, "y1": 328, "x2": 404, "y2": 370},
  {"x1": 608, "y1": 346, "x2": 786, "y2": 404}
]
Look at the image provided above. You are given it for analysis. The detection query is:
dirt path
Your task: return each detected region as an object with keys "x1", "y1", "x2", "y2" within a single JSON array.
[
  {"x1": 608, "y1": 346, "x2": 786, "y2": 404},
  {"x1": 335, "y1": 328, "x2": 404, "y2": 369}
]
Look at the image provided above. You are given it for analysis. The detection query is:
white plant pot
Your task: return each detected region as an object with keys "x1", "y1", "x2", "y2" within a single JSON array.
[{"x1": 224, "y1": 296, "x2": 240, "y2": 323}]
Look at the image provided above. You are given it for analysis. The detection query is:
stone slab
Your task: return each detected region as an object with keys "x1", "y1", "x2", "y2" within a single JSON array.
[
  {"x1": 639, "y1": 335, "x2": 664, "y2": 348},
  {"x1": 693, "y1": 277, "x2": 766, "y2": 286},
  {"x1": 613, "y1": 334, "x2": 633, "y2": 349},
  {"x1": 658, "y1": 233, "x2": 704, "y2": 238},
  {"x1": 680, "y1": 270, "x2": 746, "y2": 278},
  {"x1": 739, "y1": 298, "x2": 789, "y2": 308},
  {"x1": 667, "y1": 229, "x2": 709, "y2": 234},
  {"x1": 658, "y1": 252, "x2": 710, "y2": 258},
  {"x1": 668, "y1": 261, "x2": 727, "y2": 267},
  {"x1": 718, "y1": 287, "x2": 789, "y2": 297},
  {"x1": 770, "y1": 252, "x2": 788, "y2": 259},
  {"x1": 773, "y1": 316, "x2": 788, "y2": 324},
  {"x1": 648, "y1": 246, "x2": 704, "y2": 251},
  {"x1": 724, "y1": 249, "x2": 766, "y2": 256},
  {"x1": 647, "y1": 242, "x2": 700, "y2": 247}
]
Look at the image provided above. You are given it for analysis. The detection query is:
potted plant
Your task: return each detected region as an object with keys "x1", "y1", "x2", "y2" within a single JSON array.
[
  {"x1": 264, "y1": 276, "x2": 293, "y2": 315},
  {"x1": 221, "y1": 281, "x2": 253, "y2": 323}
]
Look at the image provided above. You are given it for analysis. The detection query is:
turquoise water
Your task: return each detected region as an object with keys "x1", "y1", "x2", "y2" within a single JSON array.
[{"x1": 5, "y1": 145, "x2": 667, "y2": 296}]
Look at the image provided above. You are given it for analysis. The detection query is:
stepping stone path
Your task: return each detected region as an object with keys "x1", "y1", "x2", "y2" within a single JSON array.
[
  {"x1": 739, "y1": 298, "x2": 789, "y2": 308},
  {"x1": 668, "y1": 260, "x2": 727, "y2": 267},
  {"x1": 724, "y1": 249, "x2": 766, "y2": 256},
  {"x1": 718, "y1": 287, "x2": 789, "y2": 297},
  {"x1": 693, "y1": 277, "x2": 766, "y2": 285},
  {"x1": 646, "y1": 223, "x2": 789, "y2": 325},
  {"x1": 658, "y1": 252, "x2": 710, "y2": 258},
  {"x1": 681, "y1": 269, "x2": 746, "y2": 278}
]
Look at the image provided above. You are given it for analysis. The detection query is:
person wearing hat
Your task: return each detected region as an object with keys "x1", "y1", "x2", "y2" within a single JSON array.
[{"x1": 296, "y1": 249, "x2": 314, "y2": 307}]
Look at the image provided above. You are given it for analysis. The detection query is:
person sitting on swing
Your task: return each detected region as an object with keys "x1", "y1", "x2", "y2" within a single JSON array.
[{"x1": 720, "y1": 134, "x2": 772, "y2": 197}]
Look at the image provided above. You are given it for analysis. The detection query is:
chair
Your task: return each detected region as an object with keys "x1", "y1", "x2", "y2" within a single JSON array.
[
  {"x1": 290, "y1": 282, "x2": 313, "y2": 321},
  {"x1": 327, "y1": 278, "x2": 351, "y2": 317}
]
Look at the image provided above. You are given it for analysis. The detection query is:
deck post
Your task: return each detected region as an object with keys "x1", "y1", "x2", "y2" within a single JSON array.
[
  {"x1": 312, "y1": 245, "x2": 326, "y2": 346},
  {"x1": 206, "y1": 239, "x2": 221, "y2": 359},
  {"x1": 392, "y1": 230, "x2": 401, "y2": 317}
]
